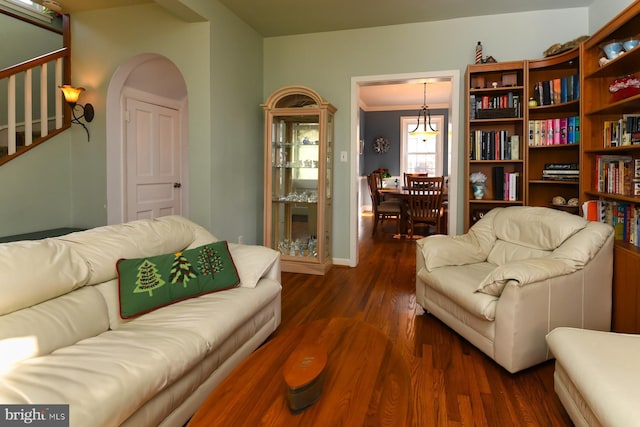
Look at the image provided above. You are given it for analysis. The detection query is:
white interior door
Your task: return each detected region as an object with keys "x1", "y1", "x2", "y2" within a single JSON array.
[{"x1": 125, "y1": 97, "x2": 181, "y2": 221}]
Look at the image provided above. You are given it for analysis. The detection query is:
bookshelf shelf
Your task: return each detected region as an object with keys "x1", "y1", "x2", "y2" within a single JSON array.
[
  {"x1": 469, "y1": 200, "x2": 523, "y2": 205},
  {"x1": 585, "y1": 145, "x2": 640, "y2": 154},
  {"x1": 529, "y1": 99, "x2": 579, "y2": 114},
  {"x1": 580, "y1": 0, "x2": 640, "y2": 333},
  {"x1": 585, "y1": 94, "x2": 640, "y2": 116},
  {"x1": 465, "y1": 61, "x2": 527, "y2": 228},
  {"x1": 529, "y1": 180, "x2": 579, "y2": 185},
  {"x1": 528, "y1": 144, "x2": 579, "y2": 150},
  {"x1": 526, "y1": 48, "x2": 581, "y2": 211}
]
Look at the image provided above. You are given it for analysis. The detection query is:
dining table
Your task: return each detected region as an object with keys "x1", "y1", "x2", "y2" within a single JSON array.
[{"x1": 378, "y1": 186, "x2": 448, "y2": 236}]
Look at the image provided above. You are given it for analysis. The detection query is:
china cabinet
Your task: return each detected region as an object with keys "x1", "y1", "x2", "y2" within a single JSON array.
[{"x1": 262, "y1": 86, "x2": 336, "y2": 275}]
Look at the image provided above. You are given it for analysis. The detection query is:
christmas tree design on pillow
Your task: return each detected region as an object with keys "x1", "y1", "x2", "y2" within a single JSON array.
[{"x1": 117, "y1": 241, "x2": 239, "y2": 318}]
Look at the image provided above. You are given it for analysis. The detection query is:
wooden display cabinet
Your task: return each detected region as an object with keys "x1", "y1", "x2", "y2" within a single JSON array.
[{"x1": 262, "y1": 86, "x2": 336, "y2": 275}]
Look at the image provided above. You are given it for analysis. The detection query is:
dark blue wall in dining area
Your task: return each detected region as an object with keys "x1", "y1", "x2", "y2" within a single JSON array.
[{"x1": 361, "y1": 109, "x2": 449, "y2": 177}]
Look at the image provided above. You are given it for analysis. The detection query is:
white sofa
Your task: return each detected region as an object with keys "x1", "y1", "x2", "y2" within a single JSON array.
[
  {"x1": 546, "y1": 327, "x2": 640, "y2": 427},
  {"x1": 0, "y1": 215, "x2": 282, "y2": 427},
  {"x1": 415, "y1": 206, "x2": 614, "y2": 373}
]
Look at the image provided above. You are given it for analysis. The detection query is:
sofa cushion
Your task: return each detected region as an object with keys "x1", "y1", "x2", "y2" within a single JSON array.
[
  {"x1": 0, "y1": 287, "x2": 109, "y2": 373},
  {"x1": 0, "y1": 326, "x2": 210, "y2": 427},
  {"x1": 493, "y1": 206, "x2": 586, "y2": 250},
  {"x1": 122, "y1": 279, "x2": 282, "y2": 349},
  {"x1": 418, "y1": 263, "x2": 498, "y2": 320},
  {"x1": 487, "y1": 240, "x2": 551, "y2": 265},
  {"x1": 0, "y1": 239, "x2": 91, "y2": 316},
  {"x1": 117, "y1": 241, "x2": 239, "y2": 318},
  {"x1": 58, "y1": 215, "x2": 217, "y2": 286},
  {"x1": 547, "y1": 328, "x2": 640, "y2": 427},
  {"x1": 227, "y1": 243, "x2": 281, "y2": 288}
]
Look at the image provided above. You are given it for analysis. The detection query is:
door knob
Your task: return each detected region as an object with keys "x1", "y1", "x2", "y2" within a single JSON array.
[{"x1": 173, "y1": 182, "x2": 182, "y2": 188}]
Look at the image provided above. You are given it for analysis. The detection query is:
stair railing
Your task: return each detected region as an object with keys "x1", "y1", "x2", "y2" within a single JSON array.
[{"x1": 0, "y1": 14, "x2": 70, "y2": 166}]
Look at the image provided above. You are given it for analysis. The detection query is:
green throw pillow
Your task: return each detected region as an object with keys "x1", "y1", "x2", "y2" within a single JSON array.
[{"x1": 117, "y1": 241, "x2": 239, "y2": 318}]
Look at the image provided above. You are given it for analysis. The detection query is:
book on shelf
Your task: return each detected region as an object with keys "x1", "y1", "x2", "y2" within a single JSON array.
[
  {"x1": 583, "y1": 199, "x2": 640, "y2": 247},
  {"x1": 469, "y1": 92, "x2": 521, "y2": 119},
  {"x1": 527, "y1": 117, "x2": 579, "y2": 146},
  {"x1": 603, "y1": 115, "x2": 640, "y2": 147},
  {"x1": 544, "y1": 162, "x2": 578, "y2": 170},
  {"x1": 542, "y1": 162, "x2": 579, "y2": 181},
  {"x1": 493, "y1": 166, "x2": 504, "y2": 200},
  {"x1": 504, "y1": 172, "x2": 519, "y2": 201},
  {"x1": 533, "y1": 74, "x2": 579, "y2": 106},
  {"x1": 595, "y1": 155, "x2": 634, "y2": 195},
  {"x1": 470, "y1": 130, "x2": 519, "y2": 160}
]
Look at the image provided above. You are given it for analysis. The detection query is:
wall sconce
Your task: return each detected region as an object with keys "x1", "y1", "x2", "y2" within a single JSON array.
[{"x1": 59, "y1": 85, "x2": 94, "y2": 141}]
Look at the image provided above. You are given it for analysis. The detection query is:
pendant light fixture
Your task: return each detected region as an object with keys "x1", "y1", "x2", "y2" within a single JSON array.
[{"x1": 409, "y1": 82, "x2": 440, "y2": 141}]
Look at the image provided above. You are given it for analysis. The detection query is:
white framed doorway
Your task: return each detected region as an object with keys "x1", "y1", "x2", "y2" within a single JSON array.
[{"x1": 349, "y1": 70, "x2": 461, "y2": 267}]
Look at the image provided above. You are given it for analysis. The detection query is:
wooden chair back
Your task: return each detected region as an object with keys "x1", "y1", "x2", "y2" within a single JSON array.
[
  {"x1": 406, "y1": 175, "x2": 444, "y2": 236},
  {"x1": 403, "y1": 172, "x2": 428, "y2": 188},
  {"x1": 367, "y1": 174, "x2": 381, "y2": 207}
]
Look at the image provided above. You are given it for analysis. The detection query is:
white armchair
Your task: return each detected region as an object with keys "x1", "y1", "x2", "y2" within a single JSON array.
[{"x1": 415, "y1": 206, "x2": 614, "y2": 373}]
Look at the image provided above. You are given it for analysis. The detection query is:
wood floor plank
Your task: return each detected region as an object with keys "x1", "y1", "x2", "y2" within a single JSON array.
[{"x1": 272, "y1": 214, "x2": 573, "y2": 426}]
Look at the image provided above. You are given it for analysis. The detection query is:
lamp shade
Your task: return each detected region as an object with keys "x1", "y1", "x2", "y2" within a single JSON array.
[{"x1": 59, "y1": 85, "x2": 85, "y2": 104}]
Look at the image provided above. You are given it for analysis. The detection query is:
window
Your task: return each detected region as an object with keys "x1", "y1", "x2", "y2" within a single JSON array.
[
  {"x1": 400, "y1": 115, "x2": 444, "y2": 176},
  {"x1": 1, "y1": 0, "x2": 51, "y2": 22}
]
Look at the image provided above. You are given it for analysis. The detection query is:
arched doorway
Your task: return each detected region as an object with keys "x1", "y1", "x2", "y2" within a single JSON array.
[{"x1": 106, "y1": 53, "x2": 189, "y2": 224}]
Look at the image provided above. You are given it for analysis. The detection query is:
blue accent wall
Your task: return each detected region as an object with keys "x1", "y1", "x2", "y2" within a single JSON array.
[{"x1": 361, "y1": 108, "x2": 449, "y2": 177}]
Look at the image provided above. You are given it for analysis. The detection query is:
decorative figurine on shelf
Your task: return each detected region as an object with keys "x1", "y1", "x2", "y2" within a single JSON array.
[
  {"x1": 470, "y1": 171, "x2": 487, "y2": 200},
  {"x1": 475, "y1": 41, "x2": 483, "y2": 64}
]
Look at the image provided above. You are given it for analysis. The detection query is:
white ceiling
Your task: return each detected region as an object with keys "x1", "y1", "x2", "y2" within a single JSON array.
[{"x1": 359, "y1": 80, "x2": 453, "y2": 111}]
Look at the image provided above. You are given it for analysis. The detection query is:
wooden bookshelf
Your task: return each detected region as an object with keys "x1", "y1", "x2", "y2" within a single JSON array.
[
  {"x1": 580, "y1": 0, "x2": 640, "y2": 333},
  {"x1": 527, "y1": 49, "x2": 581, "y2": 213},
  {"x1": 465, "y1": 61, "x2": 526, "y2": 229}
]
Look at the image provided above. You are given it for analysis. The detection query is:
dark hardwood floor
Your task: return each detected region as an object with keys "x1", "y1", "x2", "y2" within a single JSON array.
[{"x1": 271, "y1": 213, "x2": 573, "y2": 426}]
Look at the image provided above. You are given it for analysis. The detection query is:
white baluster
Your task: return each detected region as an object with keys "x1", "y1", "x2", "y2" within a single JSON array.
[
  {"x1": 8, "y1": 75, "x2": 16, "y2": 155},
  {"x1": 25, "y1": 69, "x2": 33, "y2": 146},
  {"x1": 55, "y1": 58, "x2": 63, "y2": 129},
  {"x1": 40, "y1": 62, "x2": 48, "y2": 138}
]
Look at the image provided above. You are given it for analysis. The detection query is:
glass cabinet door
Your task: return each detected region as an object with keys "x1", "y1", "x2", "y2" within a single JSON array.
[
  {"x1": 270, "y1": 117, "x2": 320, "y2": 258},
  {"x1": 263, "y1": 86, "x2": 336, "y2": 275}
]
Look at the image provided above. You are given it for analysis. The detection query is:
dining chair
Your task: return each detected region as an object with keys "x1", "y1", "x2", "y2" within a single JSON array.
[
  {"x1": 406, "y1": 175, "x2": 445, "y2": 238},
  {"x1": 367, "y1": 174, "x2": 402, "y2": 236},
  {"x1": 403, "y1": 172, "x2": 428, "y2": 188},
  {"x1": 372, "y1": 170, "x2": 397, "y2": 202}
]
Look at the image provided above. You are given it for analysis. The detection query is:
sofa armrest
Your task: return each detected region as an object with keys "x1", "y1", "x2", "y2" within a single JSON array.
[
  {"x1": 418, "y1": 234, "x2": 490, "y2": 272},
  {"x1": 476, "y1": 258, "x2": 573, "y2": 296},
  {"x1": 417, "y1": 208, "x2": 498, "y2": 272}
]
